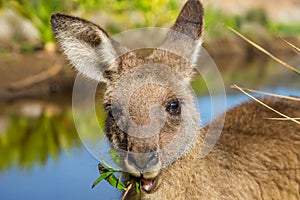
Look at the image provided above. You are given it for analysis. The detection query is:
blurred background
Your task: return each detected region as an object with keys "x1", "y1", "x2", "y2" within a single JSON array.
[{"x1": 0, "y1": 0, "x2": 299, "y2": 199}]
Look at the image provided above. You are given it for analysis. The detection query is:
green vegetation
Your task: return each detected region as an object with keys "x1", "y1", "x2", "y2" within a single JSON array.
[
  {"x1": 76, "y1": 0, "x2": 181, "y2": 29},
  {"x1": 92, "y1": 162, "x2": 126, "y2": 190},
  {"x1": 205, "y1": 6, "x2": 300, "y2": 38},
  {"x1": 0, "y1": 101, "x2": 110, "y2": 171},
  {"x1": 3, "y1": 0, "x2": 299, "y2": 50},
  {"x1": 9, "y1": 0, "x2": 73, "y2": 45},
  {"x1": 191, "y1": 76, "x2": 208, "y2": 95},
  {"x1": 0, "y1": 108, "x2": 77, "y2": 170},
  {"x1": 92, "y1": 161, "x2": 142, "y2": 200},
  {"x1": 0, "y1": 0, "x2": 4, "y2": 8},
  {"x1": 268, "y1": 23, "x2": 300, "y2": 36},
  {"x1": 204, "y1": 6, "x2": 241, "y2": 37},
  {"x1": 7, "y1": 0, "x2": 181, "y2": 47}
]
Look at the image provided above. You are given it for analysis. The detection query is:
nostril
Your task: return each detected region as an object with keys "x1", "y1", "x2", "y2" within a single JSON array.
[
  {"x1": 127, "y1": 152, "x2": 159, "y2": 170},
  {"x1": 146, "y1": 152, "x2": 159, "y2": 168},
  {"x1": 127, "y1": 153, "x2": 139, "y2": 168}
]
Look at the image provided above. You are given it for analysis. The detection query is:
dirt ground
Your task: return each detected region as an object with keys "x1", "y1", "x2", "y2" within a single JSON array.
[{"x1": 0, "y1": 51, "x2": 75, "y2": 102}]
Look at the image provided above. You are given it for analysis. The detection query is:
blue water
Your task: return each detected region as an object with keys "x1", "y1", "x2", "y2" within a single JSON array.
[
  {"x1": 0, "y1": 88, "x2": 299, "y2": 200},
  {"x1": 0, "y1": 147, "x2": 122, "y2": 200}
]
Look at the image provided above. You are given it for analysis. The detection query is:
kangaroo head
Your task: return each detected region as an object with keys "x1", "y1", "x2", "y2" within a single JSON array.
[{"x1": 51, "y1": 0, "x2": 203, "y2": 190}]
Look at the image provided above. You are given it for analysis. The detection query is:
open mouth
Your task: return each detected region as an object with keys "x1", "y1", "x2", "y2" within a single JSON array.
[
  {"x1": 129, "y1": 174, "x2": 157, "y2": 193},
  {"x1": 141, "y1": 178, "x2": 155, "y2": 192}
]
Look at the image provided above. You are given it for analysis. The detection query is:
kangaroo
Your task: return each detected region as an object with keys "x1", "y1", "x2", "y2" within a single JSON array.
[{"x1": 51, "y1": 0, "x2": 300, "y2": 199}]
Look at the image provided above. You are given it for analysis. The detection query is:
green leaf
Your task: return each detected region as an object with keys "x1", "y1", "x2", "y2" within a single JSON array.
[
  {"x1": 106, "y1": 173, "x2": 127, "y2": 190},
  {"x1": 99, "y1": 157, "x2": 121, "y2": 172},
  {"x1": 96, "y1": 163, "x2": 127, "y2": 190},
  {"x1": 116, "y1": 173, "x2": 126, "y2": 190},
  {"x1": 135, "y1": 180, "x2": 141, "y2": 199},
  {"x1": 92, "y1": 172, "x2": 112, "y2": 189},
  {"x1": 98, "y1": 163, "x2": 110, "y2": 175}
]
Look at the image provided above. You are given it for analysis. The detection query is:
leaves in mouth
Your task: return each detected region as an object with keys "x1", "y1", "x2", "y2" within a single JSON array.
[
  {"x1": 92, "y1": 162, "x2": 127, "y2": 190},
  {"x1": 135, "y1": 180, "x2": 141, "y2": 199},
  {"x1": 92, "y1": 161, "x2": 142, "y2": 200}
]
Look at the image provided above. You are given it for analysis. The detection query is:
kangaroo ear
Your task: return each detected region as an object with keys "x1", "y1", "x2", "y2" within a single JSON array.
[
  {"x1": 171, "y1": 0, "x2": 203, "y2": 41},
  {"x1": 161, "y1": 0, "x2": 204, "y2": 66},
  {"x1": 51, "y1": 13, "x2": 116, "y2": 82}
]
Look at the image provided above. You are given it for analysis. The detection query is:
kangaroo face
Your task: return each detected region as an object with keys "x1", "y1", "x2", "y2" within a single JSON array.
[
  {"x1": 51, "y1": 0, "x2": 203, "y2": 191},
  {"x1": 104, "y1": 60, "x2": 200, "y2": 179}
]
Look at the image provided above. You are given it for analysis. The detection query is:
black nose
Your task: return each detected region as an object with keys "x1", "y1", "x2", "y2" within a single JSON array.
[{"x1": 127, "y1": 152, "x2": 159, "y2": 170}]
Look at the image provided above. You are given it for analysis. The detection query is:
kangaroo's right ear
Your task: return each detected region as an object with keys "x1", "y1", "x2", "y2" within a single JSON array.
[
  {"x1": 51, "y1": 13, "x2": 116, "y2": 82},
  {"x1": 160, "y1": 0, "x2": 204, "y2": 68}
]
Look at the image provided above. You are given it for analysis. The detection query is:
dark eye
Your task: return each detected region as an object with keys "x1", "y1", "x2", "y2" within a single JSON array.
[{"x1": 166, "y1": 100, "x2": 181, "y2": 116}]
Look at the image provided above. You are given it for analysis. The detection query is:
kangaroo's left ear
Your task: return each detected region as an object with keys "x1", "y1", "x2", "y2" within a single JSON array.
[
  {"x1": 161, "y1": 0, "x2": 204, "y2": 66},
  {"x1": 50, "y1": 13, "x2": 119, "y2": 82}
]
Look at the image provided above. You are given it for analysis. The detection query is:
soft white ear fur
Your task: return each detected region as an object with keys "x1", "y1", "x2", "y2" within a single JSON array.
[
  {"x1": 61, "y1": 31, "x2": 115, "y2": 82},
  {"x1": 190, "y1": 39, "x2": 203, "y2": 67},
  {"x1": 51, "y1": 13, "x2": 116, "y2": 82}
]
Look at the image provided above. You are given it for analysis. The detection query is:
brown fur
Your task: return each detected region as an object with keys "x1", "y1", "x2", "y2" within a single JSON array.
[
  {"x1": 138, "y1": 98, "x2": 300, "y2": 199},
  {"x1": 50, "y1": 0, "x2": 300, "y2": 199}
]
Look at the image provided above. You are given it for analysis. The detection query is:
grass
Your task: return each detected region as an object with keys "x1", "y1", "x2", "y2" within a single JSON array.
[
  {"x1": 228, "y1": 26, "x2": 300, "y2": 124},
  {"x1": 231, "y1": 84, "x2": 300, "y2": 125},
  {"x1": 227, "y1": 26, "x2": 300, "y2": 75}
]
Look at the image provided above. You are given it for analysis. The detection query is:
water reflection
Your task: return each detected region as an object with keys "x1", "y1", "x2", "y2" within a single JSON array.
[
  {"x1": 0, "y1": 99, "x2": 121, "y2": 200},
  {"x1": 0, "y1": 101, "x2": 79, "y2": 171}
]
